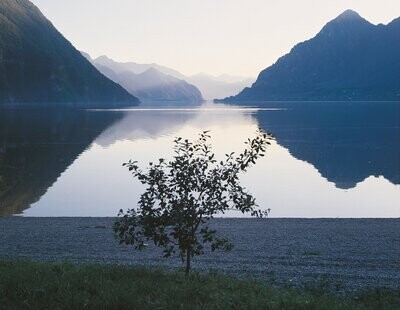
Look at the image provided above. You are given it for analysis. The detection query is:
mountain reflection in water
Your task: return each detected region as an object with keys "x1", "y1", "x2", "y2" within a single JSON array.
[
  {"x1": 0, "y1": 110, "x2": 122, "y2": 216},
  {"x1": 0, "y1": 102, "x2": 398, "y2": 217}
]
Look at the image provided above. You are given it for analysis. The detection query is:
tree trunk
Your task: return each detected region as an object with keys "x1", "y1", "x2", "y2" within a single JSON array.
[{"x1": 185, "y1": 249, "x2": 191, "y2": 275}]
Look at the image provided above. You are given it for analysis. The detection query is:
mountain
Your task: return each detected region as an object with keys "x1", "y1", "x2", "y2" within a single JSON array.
[
  {"x1": 217, "y1": 10, "x2": 400, "y2": 102},
  {"x1": 117, "y1": 68, "x2": 203, "y2": 102},
  {"x1": 215, "y1": 74, "x2": 254, "y2": 84},
  {"x1": 89, "y1": 55, "x2": 203, "y2": 103},
  {"x1": 187, "y1": 73, "x2": 254, "y2": 100},
  {"x1": 94, "y1": 55, "x2": 186, "y2": 79},
  {"x1": 0, "y1": 0, "x2": 139, "y2": 107},
  {"x1": 92, "y1": 55, "x2": 253, "y2": 101}
]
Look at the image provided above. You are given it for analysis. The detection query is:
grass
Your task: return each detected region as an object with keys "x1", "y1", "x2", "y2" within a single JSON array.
[{"x1": 0, "y1": 260, "x2": 399, "y2": 309}]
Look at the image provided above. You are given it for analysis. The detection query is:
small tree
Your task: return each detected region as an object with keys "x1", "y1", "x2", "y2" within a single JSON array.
[{"x1": 114, "y1": 130, "x2": 272, "y2": 274}]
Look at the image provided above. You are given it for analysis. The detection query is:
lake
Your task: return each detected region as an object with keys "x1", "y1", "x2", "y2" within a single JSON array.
[{"x1": 0, "y1": 101, "x2": 399, "y2": 217}]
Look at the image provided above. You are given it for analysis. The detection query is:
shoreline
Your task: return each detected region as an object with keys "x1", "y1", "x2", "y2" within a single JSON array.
[{"x1": 1, "y1": 217, "x2": 399, "y2": 293}]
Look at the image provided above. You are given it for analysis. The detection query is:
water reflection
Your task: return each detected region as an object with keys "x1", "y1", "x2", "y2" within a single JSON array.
[
  {"x1": 254, "y1": 102, "x2": 400, "y2": 189},
  {"x1": 0, "y1": 102, "x2": 399, "y2": 217},
  {"x1": 0, "y1": 110, "x2": 122, "y2": 216}
]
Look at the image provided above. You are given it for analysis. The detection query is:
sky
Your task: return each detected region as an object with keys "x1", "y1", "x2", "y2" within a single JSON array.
[{"x1": 30, "y1": 0, "x2": 400, "y2": 77}]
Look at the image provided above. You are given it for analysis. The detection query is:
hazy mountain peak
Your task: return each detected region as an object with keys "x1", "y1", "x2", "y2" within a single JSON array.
[
  {"x1": 80, "y1": 51, "x2": 92, "y2": 61},
  {"x1": 142, "y1": 67, "x2": 163, "y2": 76},
  {"x1": 96, "y1": 55, "x2": 113, "y2": 62},
  {"x1": 322, "y1": 9, "x2": 373, "y2": 31},
  {"x1": 92, "y1": 55, "x2": 203, "y2": 102},
  {"x1": 319, "y1": 9, "x2": 373, "y2": 35},
  {"x1": 335, "y1": 9, "x2": 362, "y2": 21},
  {"x1": 94, "y1": 55, "x2": 122, "y2": 66}
]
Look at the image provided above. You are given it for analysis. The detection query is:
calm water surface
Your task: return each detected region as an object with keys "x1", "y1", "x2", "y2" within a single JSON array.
[{"x1": 0, "y1": 102, "x2": 399, "y2": 217}]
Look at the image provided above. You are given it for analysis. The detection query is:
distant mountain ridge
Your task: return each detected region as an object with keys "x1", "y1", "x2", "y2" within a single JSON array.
[
  {"x1": 0, "y1": 0, "x2": 139, "y2": 107},
  {"x1": 88, "y1": 55, "x2": 203, "y2": 103},
  {"x1": 186, "y1": 73, "x2": 254, "y2": 100},
  {"x1": 90, "y1": 54, "x2": 253, "y2": 101},
  {"x1": 217, "y1": 10, "x2": 400, "y2": 102},
  {"x1": 94, "y1": 55, "x2": 187, "y2": 80}
]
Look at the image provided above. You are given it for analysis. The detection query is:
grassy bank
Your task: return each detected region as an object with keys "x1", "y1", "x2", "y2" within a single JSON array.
[{"x1": 0, "y1": 260, "x2": 399, "y2": 309}]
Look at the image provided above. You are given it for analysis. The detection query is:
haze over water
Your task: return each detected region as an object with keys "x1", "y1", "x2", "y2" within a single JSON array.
[{"x1": 1, "y1": 102, "x2": 398, "y2": 218}]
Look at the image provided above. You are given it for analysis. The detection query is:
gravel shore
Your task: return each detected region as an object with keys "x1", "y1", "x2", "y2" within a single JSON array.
[{"x1": 0, "y1": 217, "x2": 399, "y2": 292}]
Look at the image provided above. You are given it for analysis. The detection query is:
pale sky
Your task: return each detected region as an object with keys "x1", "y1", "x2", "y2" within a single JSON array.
[{"x1": 30, "y1": 0, "x2": 400, "y2": 77}]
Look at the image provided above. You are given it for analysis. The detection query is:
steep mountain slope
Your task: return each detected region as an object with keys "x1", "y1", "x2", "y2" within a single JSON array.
[
  {"x1": 218, "y1": 10, "x2": 400, "y2": 102},
  {"x1": 90, "y1": 56, "x2": 203, "y2": 102},
  {"x1": 0, "y1": 0, "x2": 139, "y2": 106}
]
